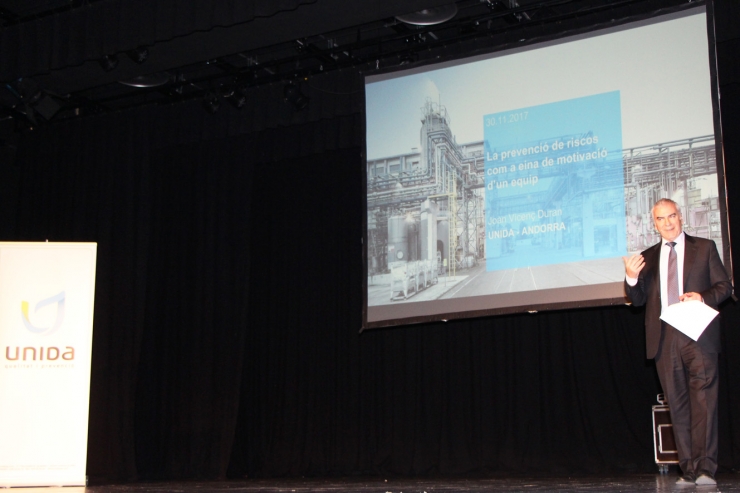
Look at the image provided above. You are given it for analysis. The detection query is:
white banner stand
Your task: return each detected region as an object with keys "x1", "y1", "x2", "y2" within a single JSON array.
[{"x1": 0, "y1": 242, "x2": 97, "y2": 487}]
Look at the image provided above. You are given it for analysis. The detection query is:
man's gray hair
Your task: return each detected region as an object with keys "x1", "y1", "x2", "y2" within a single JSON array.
[{"x1": 652, "y1": 198, "x2": 680, "y2": 215}]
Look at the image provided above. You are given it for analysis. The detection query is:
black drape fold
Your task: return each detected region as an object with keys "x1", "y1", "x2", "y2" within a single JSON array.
[{"x1": 133, "y1": 138, "x2": 253, "y2": 479}]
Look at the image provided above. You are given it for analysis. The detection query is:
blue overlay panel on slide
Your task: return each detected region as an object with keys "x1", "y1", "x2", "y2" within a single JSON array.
[{"x1": 483, "y1": 91, "x2": 626, "y2": 272}]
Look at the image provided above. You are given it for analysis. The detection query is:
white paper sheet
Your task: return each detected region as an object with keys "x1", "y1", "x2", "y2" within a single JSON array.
[{"x1": 660, "y1": 300, "x2": 719, "y2": 341}]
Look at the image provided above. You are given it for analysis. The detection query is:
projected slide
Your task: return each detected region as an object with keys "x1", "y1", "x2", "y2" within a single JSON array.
[
  {"x1": 364, "y1": 8, "x2": 727, "y2": 328},
  {"x1": 484, "y1": 92, "x2": 625, "y2": 271}
]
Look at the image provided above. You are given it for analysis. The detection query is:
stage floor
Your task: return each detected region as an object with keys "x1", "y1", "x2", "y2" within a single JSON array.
[{"x1": 15, "y1": 473, "x2": 740, "y2": 493}]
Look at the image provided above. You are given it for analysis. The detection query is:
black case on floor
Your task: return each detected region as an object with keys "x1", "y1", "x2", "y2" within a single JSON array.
[{"x1": 653, "y1": 393, "x2": 679, "y2": 466}]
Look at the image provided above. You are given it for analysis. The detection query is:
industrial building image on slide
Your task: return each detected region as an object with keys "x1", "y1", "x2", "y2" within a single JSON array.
[{"x1": 366, "y1": 99, "x2": 723, "y2": 307}]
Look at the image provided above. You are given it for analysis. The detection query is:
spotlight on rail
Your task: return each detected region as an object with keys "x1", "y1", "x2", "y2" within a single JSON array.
[
  {"x1": 127, "y1": 46, "x2": 149, "y2": 64},
  {"x1": 3, "y1": 78, "x2": 61, "y2": 124},
  {"x1": 99, "y1": 54, "x2": 119, "y2": 72},
  {"x1": 228, "y1": 87, "x2": 249, "y2": 109},
  {"x1": 283, "y1": 82, "x2": 309, "y2": 111},
  {"x1": 399, "y1": 52, "x2": 419, "y2": 65},
  {"x1": 202, "y1": 91, "x2": 221, "y2": 114},
  {"x1": 395, "y1": 4, "x2": 457, "y2": 26}
]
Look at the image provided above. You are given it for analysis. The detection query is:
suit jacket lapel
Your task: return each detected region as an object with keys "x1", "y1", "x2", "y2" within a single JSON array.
[
  {"x1": 645, "y1": 242, "x2": 661, "y2": 298},
  {"x1": 683, "y1": 234, "x2": 697, "y2": 287}
]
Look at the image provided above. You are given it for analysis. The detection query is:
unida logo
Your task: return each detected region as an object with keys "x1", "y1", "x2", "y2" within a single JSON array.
[
  {"x1": 5, "y1": 291, "x2": 75, "y2": 362},
  {"x1": 21, "y1": 291, "x2": 65, "y2": 335}
]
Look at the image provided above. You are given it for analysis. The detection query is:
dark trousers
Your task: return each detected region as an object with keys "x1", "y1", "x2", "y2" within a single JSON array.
[{"x1": 655, "y1": 323, "x2": 719, "y2": 477}]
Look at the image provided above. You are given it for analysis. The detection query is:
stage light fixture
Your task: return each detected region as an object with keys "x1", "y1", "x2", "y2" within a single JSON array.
[
  {"x1": 202, "y1": 91, "x2": 221, "y2": 114},
  {"x1": 127, "y1": 46, "x2": 149, "y2": 64},
  {"x1": 283, "y1": 82, "x2": 309, "y2": 111},
  {"x1": 99, "y1": 54, "x2": 119, "y2": 72},
  {"x1": 119, "y1": 72, "x2": 171, "y2": 88},
  {"x1": 32, "y1": 93, "x2": 61, "y2": 121},
  {"x1": 169, "y1": 85, "x2": 185, "y2": 97},
  {"x1": 395, "y1": 4, "x2": 457, "y2": 26},
  {"x1": 3, "y1": 78, "x2": 60, "y2": 124},
  {"x1": 399, "y1": 52, "x2": 419, "y2": 65},
  {"x1": 9, "y1": 78, "x2": 42, "y2": 104},
  {"x1": 224, "y1": 86, "x2": 248, "y2": 109},
  {"x1": 484, "y1": 0, "x2": 529, "y2": 24}
]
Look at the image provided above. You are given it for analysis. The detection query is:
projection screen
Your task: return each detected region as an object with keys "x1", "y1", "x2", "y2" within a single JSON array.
[{"x1": 363, "y1": 6, "x2": 731, "y2": 329}]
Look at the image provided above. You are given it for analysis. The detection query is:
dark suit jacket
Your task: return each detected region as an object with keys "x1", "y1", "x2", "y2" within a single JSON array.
[{"x1": 624, "y1": 234, "x2": 732, "y2": 359}]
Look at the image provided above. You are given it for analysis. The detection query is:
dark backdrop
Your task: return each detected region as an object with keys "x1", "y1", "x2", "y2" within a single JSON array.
[{"x1": 1, "y1": 1, "x2": 740, "y2": 483}]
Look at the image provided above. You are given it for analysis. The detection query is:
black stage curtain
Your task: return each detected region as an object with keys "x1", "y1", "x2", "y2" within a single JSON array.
[{"x1": 3, "y1": 10, "x2": 740, "y2": 482}]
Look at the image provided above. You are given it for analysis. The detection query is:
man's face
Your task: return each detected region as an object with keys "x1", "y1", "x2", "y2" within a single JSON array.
[{"x1": 653, "y1": 202, "x2": 683, "y2": 242}]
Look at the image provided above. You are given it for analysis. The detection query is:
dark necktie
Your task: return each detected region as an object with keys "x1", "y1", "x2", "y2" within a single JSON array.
[{"x1": 666, "y1": 241, "x2": 679, "y2": 305}]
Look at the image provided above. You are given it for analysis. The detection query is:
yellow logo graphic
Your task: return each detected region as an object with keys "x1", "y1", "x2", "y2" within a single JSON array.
[{"x1": 21, "y1": 291, "x2": 65, "y2": 335}]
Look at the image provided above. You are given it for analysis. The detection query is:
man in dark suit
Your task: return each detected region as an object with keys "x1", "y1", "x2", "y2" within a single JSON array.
[{"x1": 623, "y1": 198, "x2": 732, "y2": 486}]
